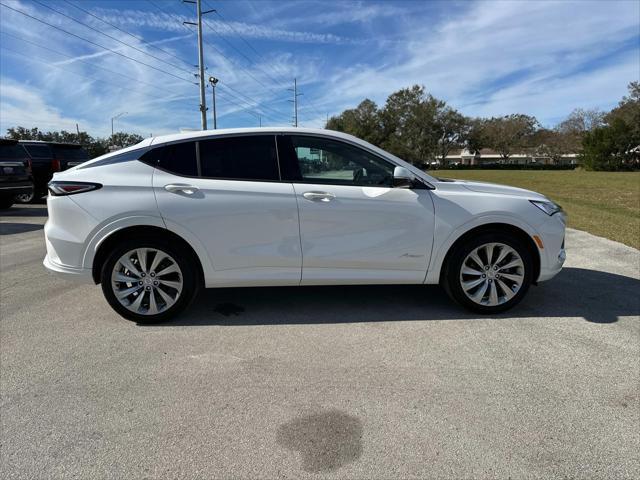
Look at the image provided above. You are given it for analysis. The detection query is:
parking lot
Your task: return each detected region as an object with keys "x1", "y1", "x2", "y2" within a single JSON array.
[{"x1": 1, "y1": 203, "x2": 639, "y2": 479}]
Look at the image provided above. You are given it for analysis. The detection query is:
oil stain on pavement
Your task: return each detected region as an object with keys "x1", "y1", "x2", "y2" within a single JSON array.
[{"x1": 277, "y1": 410, "x2": 363, "y2": 473}]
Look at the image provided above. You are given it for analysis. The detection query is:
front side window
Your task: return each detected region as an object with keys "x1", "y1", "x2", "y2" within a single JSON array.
[
  {"x1": 199, "y1": 135, "x2": 279, "y2": 181},
  {"x1": 287, "y1": 135, "x2": 394, "y2": 186}
]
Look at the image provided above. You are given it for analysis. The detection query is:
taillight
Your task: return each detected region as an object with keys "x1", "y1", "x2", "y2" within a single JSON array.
[
  {"x1": 52, "y1": 159, "x2": 61, "y2": 172},
  {"x1": 48, "y1": 181, "x2": 102, "y2": 196},
  {"x1": 25, "y1": 158, "x2": 32, "y2": 173}
]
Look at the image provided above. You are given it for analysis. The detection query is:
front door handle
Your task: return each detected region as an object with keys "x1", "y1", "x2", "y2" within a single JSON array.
[
  {"x1": 303, "y1": 191, "x2": 335, "y2": 202},
  {"x1": 164, "y1": 184, "x2": 199, "y2": 195}
]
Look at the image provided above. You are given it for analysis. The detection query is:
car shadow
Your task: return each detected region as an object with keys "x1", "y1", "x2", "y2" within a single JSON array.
[
  {"x1": 146, "y1": 267, "x2": 639, "y2": 327},
  {"x1": 0, "y1": 206, "x2": 48, "y2": 217},
  {"x1": 0, "y1": 223, "x2": 44, "y2": 235}
]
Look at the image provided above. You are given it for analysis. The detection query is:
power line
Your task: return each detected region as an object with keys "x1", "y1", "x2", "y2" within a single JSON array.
[
  {"x1": 62, "y1": 0, "x2": 194, "y2": 70},
  {"x1": 203, "y1": 1, "x2": 327, "y2": 121},
  {"x1": 0, "y1": 31, "x2": 196, "y2": 100},
  {"x1": 178, "y1": 0, "x2": 291, "y2": 109},
  {"x1": 200, "y1": 0, "x2": 289, "y2": 89},
  {"x1": 31, "y1": 0, "x2": 193, "y2": 77},
  {"x1": 147, "y1": 0, "x2": 291, "y2": 121},
  {"x1": 207, "y1": 4, "x2": 292, "y2": 89},
  {"x1": 0, "y1": 44, "x2": 192, "y2": 105},
  {"x1": 0, "y1": 2, "x2": 195, "y2": 85}
]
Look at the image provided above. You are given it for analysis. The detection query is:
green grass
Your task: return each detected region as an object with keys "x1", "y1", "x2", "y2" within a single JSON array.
[{"x1": 429, "y1": 170, "x2": 640, "y2": 250}]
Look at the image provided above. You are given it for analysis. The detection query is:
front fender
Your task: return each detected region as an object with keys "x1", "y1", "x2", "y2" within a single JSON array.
[{"x1": 424, "y1": 213, "x2": 538, "y2": 284}]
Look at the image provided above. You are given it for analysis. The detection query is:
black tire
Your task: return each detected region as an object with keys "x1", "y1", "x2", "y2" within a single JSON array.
[
  {"x1": 100, "y1": 236, "x2": 200, "y2": 323},
  {"x1": 0, "y1": 196, "x2": 14, "y2": 209},
  {"x1": 14, "y1": 183, "x2": 37, "y2": 204},
  {"x1": 442, "y1": 231, "x2": 534, "y2": 314}
]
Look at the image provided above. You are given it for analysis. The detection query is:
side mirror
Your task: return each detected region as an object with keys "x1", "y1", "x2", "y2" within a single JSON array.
[{"x1": 393, "y1": 166, "x2": 416, "y2": 188}]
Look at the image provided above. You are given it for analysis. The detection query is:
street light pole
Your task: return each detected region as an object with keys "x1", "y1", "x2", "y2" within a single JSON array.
[
  {"x1": 111, "y1": 112, "x2": 127, "y2": 137},
  {"x1": 209, "y1": 76, "x2": 218, "y2": 129}
]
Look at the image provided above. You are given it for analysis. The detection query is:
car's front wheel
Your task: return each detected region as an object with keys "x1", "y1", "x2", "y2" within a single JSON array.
[
  {"x1": 100, "y1": 237, "x2": 199, "y2": 323},
  {"x1": 443, "y1": 232, "x2": 534, "y2": 314}
]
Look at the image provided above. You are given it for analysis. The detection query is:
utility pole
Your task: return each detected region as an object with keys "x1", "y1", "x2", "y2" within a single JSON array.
[
  {"x1": 184, "y1": 0, "x2": 214, "y2": 130},
  {"x1": 111, "y1": 112, "x2": 127, "y2": 137},
  {"x1": 209, "y1": 76, "x2": 218, "y2": 129},
  {"x1": 288, "y1": 78, "x2": 302, "y2": 127}
]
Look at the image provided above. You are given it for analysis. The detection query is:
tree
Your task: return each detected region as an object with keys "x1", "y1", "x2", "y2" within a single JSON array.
[
  {"x1": 379, "y1": 85, "x2": 444, "y2": 167},
  {"x1": 531, "y1": 128, "x2": 572, "y2": 164},
  {"x1": 109, "y1": 132, "x2": 144, "y2": 148},
  {"x1": 434, "y1": 107, "x2": 469, "y2": 164},
  {"x1": 480, "y1": 114, "x2": 538, "y2": 160},
  {"x1": 465, "y1": 118, "x2": 487, "y2": 155},
  {"x1": 580, "y1": 82, "x2": 640, "y2": 170},
  {"x1": 326, "y1": 99, "x2": 383, "y2": 145},
  {"x1": 556, "y1": 108, "x2": 605, "y2": 152},
  {"x1": 4, "y1": 126, "x2": 144, "y2": 159}
]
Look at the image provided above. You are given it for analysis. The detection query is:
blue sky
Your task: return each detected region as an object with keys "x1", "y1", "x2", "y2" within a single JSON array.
[{"x1": 1, "y1": 0, "x2": 638, "y2": 138}]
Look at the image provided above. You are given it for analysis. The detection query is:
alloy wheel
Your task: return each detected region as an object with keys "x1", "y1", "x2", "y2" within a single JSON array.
[
  {"x1": 459, "y1": 242, "x2": 525, "y2": 307},
  {"x1": 111, "y1": 248, "x2": 183, "y2": 315}
]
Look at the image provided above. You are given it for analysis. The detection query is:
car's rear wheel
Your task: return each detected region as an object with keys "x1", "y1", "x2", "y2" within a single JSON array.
[
  {"x1": 100, "y1": 237, "x2": 199, "y2": 323},
  {"x1": 14, "y1": 183, "x2": 36, "y2": 204},
  {"x1": 442, "y1": 232, "x2": 533, "y2": 314}
]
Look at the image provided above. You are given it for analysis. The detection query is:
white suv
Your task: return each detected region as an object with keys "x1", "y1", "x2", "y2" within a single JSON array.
[{"x1": 43, "y1": 128, "x2": 566, "y2": 323}]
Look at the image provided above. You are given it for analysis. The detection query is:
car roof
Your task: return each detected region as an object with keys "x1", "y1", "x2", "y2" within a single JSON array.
[
  {"x1": 18, "y1": 140, "x2": 84, "y2": 148},
  {"x1": 146, "y1": 127, "x2": 361, "y2": 146}
]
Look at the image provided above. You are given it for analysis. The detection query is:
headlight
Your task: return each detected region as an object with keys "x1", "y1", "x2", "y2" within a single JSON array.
[{"x1": 530, "y1": 200, "x2": 563, "y2": 216}]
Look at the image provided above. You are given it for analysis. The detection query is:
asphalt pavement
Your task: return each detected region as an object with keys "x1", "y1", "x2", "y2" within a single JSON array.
[{"x1": 1, "y1": 203, "x2": 639, "y2": 479}]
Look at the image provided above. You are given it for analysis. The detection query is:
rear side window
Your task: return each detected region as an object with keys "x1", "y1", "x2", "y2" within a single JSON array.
[
  {"x1": 23, "y1": 145, "x2": 52, "y2": 158},
  {"x1": 157, "y1": 142, "x2": 198, "y2": 177},
  {"x1": 199, "y1": 135, "x2": 279, "y2": 181},
  {"x1": 0, "y1": 143, "x2": 28, "y2": 160}
]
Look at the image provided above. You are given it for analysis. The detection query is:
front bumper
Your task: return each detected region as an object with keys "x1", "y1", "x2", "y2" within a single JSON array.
[{"x1": 536, "y1": 213, "x2": 566, "y2": 282}]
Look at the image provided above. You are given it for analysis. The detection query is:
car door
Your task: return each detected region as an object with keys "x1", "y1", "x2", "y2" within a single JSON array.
[
  {"x1": 277, "y1": 134, "x2": 435, "y2": 285},
  {"x1": 151, "y1": 135, "x2": 301, "y2": 287}
]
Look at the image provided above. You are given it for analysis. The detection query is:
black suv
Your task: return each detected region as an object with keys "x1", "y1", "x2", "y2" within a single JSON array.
[
  {"x1": 0, "y1": 140, "x2": 33, "y2": 209},
  {"x1": 16, "y1": 141, "x2": 89, "y2": 203}
]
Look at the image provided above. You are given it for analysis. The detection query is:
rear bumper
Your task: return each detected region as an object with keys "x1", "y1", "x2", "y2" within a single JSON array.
[
  {"x1": 0, "y1": 182, "x2": 33, "y2": 195},
  {"x1": 43, "y1": 254, "x2": 93, "y2": 282}
]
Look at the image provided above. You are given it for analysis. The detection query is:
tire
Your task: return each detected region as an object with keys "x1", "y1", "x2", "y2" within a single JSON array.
[
  {"x1": 442, "y1": 231, "x2": 533, "y2": 314},
  {"x1": 14, "y1": 184, "x2": 36, "y2": 204},
  {"x1": 0, "y1": 196, "x2": 14, "y2": 209},
  {"x1": 100, "y1": 236, "x2": 200, "y2": 323}
]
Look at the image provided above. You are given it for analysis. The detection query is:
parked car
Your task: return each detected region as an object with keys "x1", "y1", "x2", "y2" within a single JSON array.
[
  {"x1": 16, "y1": 141, "x2": 89, "y2": 203},
  {"x1": 43, "y1": 128, "x2": 566, "y2": 323},
  {"x1": 51, "y1": 143, "x2": 90, "y2": 171},
  {"x1": 0, "y1": 139, "x2": 34, "y2": 209}
]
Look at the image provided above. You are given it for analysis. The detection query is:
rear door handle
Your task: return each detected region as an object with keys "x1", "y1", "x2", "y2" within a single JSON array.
[
  {"x1": 164, "y1": 184, "x2": 199, "y2": 195},
  {"x1": 303, "y1": 191, "x2": 335, "y2": 202}
]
